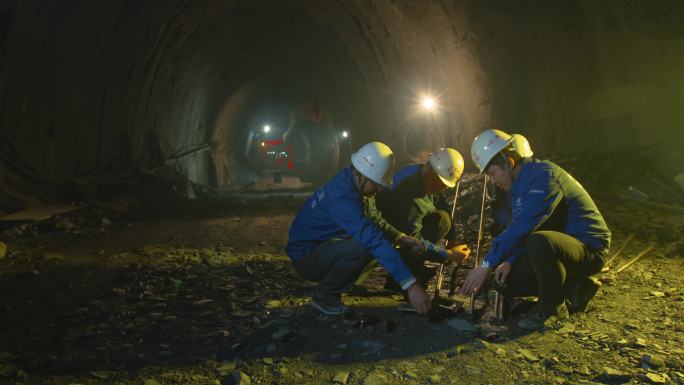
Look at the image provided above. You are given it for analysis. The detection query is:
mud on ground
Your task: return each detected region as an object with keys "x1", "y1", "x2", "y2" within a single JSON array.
[{"x1": 0, "y1": 191, "x2": 683, "y2": 385}]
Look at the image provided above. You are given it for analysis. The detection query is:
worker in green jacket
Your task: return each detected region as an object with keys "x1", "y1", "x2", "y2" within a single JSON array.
[{"x1": 372, "y1": 148, "x2": 471, "y2": 290}]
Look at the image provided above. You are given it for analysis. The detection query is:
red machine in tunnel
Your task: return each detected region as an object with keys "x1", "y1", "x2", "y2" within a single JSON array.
[
  {"x1": 257, "y1": 139, "x2": 294, "y2": 171},
  {"x1": 282, "y1": 99, "x2": 340, "y2": 183}
]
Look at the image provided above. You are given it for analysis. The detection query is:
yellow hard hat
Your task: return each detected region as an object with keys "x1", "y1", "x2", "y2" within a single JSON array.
[{"x1": 511, "y1": 134, "x2": 534, "y2": 157}]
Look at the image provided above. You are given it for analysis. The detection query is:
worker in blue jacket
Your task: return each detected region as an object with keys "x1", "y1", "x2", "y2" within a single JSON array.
[
  {"x1": 461, "y1": 129, "x2": 611, "y2": 329},
  {"x1": 286, "y1": 142, "x2": 432, "y2": 315},
  {"x1": 488, "y1": 133, "x2": 606, "y2": 317}
]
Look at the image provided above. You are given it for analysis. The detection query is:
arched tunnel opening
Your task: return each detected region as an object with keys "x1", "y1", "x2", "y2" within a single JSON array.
[
  {"x1": 214, "y1": 80, "x2": 344, "y2": 190},
  {"x1": 201, "y1": 4, "x2": 385, "y2": 191},
  {"x1": 0, "y1": 1, "x2": 683, "y2": 384}
]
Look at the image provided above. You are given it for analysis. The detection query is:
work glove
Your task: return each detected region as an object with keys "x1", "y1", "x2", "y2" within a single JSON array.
[{"x1": 445, "y1": 244, "x2": 471, "y2": 263}]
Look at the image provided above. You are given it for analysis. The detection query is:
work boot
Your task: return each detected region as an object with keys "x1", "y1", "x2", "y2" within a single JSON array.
[
  {"x1": 310, "y1": 292, "x2": 348, "y2": 315},
  {"x1": 565, "y1": 277, "x2": 601, "y2": 314},
  {"x1": 517, "y1": 302, "x2": 569, "y2": 330}
]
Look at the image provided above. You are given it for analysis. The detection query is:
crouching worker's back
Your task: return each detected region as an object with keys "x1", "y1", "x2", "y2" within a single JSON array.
[{"x1": 285, "y1": 142, "x2": 431, "y2": 315}]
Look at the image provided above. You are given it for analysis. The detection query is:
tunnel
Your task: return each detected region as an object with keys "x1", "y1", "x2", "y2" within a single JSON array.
[
  {"x1": 1, "y1": 1, "x2": 683, "y2": 200},
  {"x1": 0, "y1": 1, "x2": 683, "y2": 384}
]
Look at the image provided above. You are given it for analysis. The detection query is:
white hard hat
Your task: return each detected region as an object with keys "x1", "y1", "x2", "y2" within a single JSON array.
[
  {"x1": 428, "y1": 148, "x2": 464, "y2": 188},
  {"x1": 351, "y1": 142, "x2": 395, "y2": 188},
  {"x1": 511, "y1": 134, "x2": 534, "y2": 158},
  {"x1": 471, "y1": 129, "x2": 513, "y2": 173}
]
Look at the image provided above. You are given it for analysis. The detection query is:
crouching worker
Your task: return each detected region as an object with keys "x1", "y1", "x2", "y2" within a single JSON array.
[
  {"x1": 285, "y1": 142, "x2": 432, "y2": 315},
  {"x1": 373, "y1": 148, "x2": 472, "y2": 290},
  {"x1": 460, "y1": 129, "x2": 611, "y2": 329}
]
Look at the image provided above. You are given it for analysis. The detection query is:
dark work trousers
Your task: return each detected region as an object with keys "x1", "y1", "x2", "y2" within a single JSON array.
[
  {"x1": 421, "y1": 210, "x2": 452, "y2": 244},
  {"x1": 396, "y1": 210, "x2": 452, "y2": 285},
  {"x1": 493, "y1": 231, "x2": 606, "y2": 311},
  {"x1": 292, "y1": 238, "x2": 372, "y2": 301}
]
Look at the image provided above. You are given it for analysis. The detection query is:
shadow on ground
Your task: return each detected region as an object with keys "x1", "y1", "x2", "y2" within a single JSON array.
[{"x1": 0, "y1": 258, "x2": 535, "y2": 378}]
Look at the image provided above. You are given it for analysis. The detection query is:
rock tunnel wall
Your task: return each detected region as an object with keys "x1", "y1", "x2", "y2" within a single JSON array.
[
  {"x1": 467, "y1": 0, "x2": 684, "y2": 180},
  {"x1": 0, "y1": 0, "x2": 681, "y2": 205},
  {"x1": 0, "y1": 0, "x2": 488, "y2": 197}
]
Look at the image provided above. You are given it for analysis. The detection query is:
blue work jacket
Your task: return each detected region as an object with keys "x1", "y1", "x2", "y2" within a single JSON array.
[
  {"x1": 482, "y1": 159, "x2": 611, "y2": 268},
  {"x1": 286, "y1": 167, "x2": 415, "y2": 286}
]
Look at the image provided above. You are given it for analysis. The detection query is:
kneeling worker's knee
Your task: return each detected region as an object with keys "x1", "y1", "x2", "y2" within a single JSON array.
[
  {"x1": 422, "y1": 210, "x2": 451, "y2": 242},
  {"x1": 526, "y1": 232, "x2": 553, "y2": 260}
]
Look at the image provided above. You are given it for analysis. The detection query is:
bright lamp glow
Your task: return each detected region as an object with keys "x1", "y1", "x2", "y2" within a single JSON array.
[
  {"x1": 263, "y1": 125, "x2": 271, "y2": 133},
  {"x1": 342, "y1": 131, "x2": 349, "y2": 138},
  {"x1": 422, "y1": 97, "x2": 435, "y2": 110}
]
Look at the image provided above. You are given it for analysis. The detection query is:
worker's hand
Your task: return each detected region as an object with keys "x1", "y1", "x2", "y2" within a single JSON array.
[
  {"x1": 397, "y1": 235, "x2": 425, "y2": 257},
  {"x1": 445, "y1": 244, "x2": 471, "y2": 263},
  {"x1": 494, "y1": 262, "x2": 512, "y2": 287},
  {"x1": 459, "y1": 266, "x2": 490, "y2": 296},
  {"x1": 407, "y1": 283, "x2": 431, "y2": 314}
]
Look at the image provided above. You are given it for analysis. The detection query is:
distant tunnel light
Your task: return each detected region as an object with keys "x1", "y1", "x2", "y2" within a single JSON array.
[
  {"x1": 263, "y1": 124, "x2": 271, "y2": 133},
  {"x1": 422, "y1": 97, "x2": 435, "y2": 111},
  {"x1": 261, "y1": 142, "x2": 265, "y2": 147},
  {"x1": 342, "y1": 131, "x2": 349, "y2": 138}
]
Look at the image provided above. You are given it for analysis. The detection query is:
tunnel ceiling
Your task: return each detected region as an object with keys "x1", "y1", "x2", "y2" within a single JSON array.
[{"x1": 0, "y1": 0, "x2": 683, "y2": 203}]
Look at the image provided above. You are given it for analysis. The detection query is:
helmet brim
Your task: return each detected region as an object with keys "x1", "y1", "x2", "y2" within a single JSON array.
[
  {"x1": 360, "y1": 171, "x2": 392, "y2": 189},
  {"x1": 437, "y1": 174, "x2": 456, "y2": 188},
  {"x1": 375, "y1": 178, "x2": 392, "y2": 189}
]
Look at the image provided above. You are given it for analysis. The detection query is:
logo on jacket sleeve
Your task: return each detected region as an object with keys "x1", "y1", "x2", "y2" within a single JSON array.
[{"x1": 311, "y1": 189, "x2": 326, "y2": 209}]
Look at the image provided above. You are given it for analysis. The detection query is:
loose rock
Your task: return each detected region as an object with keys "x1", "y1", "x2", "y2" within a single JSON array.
[
  {"x1": 464, "y1": 365, "x2": 481, "y2": 375},
  {"x1": 447, "y1": 319, "x2": 477, "y2": 333},
  {"x1": 333, "y1": 370, "x2": 349, "y2": 384},
  {"x1": 624, "y1": 322, "x2": 640, "y2": 330},
  {"x1": 363, "y1": 370, "x2": 387, "y2": 385},
  {"x1": 640, "y1": 354, "x2": 666, "y2": 369},
  {"x1": 473, "y1": 338, "x2": 491, "y2": 350},
  {"x1": 517, "y1": 349, "x2": 540, "y2": 362},
  {"x1": 44, "y1": 253, "x2": 65, "y2": 261},
  {"x1": 225, "y1": 370, "x2": 250, "y2": 385},
  {"x1": 271, "y1": 328, "x2": 292, "y2": 340},
  {"x1": 634, "y1": 337, "x2": 648, "y2": 348},
  {"x1": 641, "y1": 372, "x2": 669, "y2": 384},
  {"x1": 404, "y1": 370, "x2": 419, "y2": 379},
  {"x1": 599, "y1": 367, "x2": 631, "y2": 383},
  {"x1": 217, "y1": 361, "x2": 237, "y2": 375},
  {"x1": 557, "y1": 323, "x2": 576, "y2": 334}
]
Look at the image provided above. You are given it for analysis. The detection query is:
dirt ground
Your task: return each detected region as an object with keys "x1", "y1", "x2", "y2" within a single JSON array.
[{"x1": 0, "y1": 183, "x2": 683, "y2": 385}]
